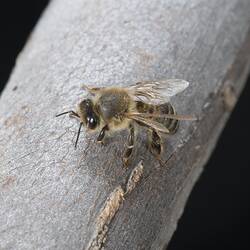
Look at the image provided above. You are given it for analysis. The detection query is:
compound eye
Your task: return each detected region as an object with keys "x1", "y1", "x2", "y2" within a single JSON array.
[{"x1": 87, "y1": 116, "x2": 97, "y2": 129}]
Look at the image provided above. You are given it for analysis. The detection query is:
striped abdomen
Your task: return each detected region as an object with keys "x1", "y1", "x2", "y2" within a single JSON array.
[{"x1": 135, "y1": 101, "x2": 179, "y2": 134}]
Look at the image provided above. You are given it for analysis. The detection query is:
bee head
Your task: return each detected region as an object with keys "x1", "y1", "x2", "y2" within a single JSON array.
[{"x1": 79, "y1": 99, "x2": 99, "y2": 130}]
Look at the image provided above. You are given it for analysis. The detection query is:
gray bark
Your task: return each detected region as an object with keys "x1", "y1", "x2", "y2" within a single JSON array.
[{"x1": 1, "y1": 0, "x2": 250, "y2": 249}]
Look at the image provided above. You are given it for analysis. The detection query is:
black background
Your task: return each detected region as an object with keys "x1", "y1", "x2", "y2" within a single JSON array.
[{"x1": 0, "y1": 1, "x2": 249, "y2": 249}]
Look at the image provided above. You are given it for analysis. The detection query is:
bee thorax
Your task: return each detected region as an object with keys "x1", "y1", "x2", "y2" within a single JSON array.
[{"x1": 96, "y1": 89, "x2": 131, "y2": 123}]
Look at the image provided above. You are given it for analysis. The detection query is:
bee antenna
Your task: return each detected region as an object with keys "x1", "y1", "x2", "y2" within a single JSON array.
[
  {"x1": 75, "y1": 122, "x2": 83, "y2": 148},
  {"x1": 56, "y1": 110, "x2": 80, "y2": 118},
  {"x1": 56, "y1": 111, "x2": 72, "y2": 117}
]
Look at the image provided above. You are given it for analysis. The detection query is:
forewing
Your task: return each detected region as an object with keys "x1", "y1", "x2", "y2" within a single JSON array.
[
  {"x1": 127, "y1": 113, "x2": 170, "y2": 134},
  {"x1": 127, "y1": 79, "x2": 189, "y2": 104},
  {"x1": 81, "y1": 83, "x2": 103, "y2": 95},
  {"x1": 130, "y1": 112, "x2": 197, "y2": 121}
]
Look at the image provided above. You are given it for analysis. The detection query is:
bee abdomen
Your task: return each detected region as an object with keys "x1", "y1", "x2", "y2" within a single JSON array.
[
  {"x1": 136, "y1": 101, "x2": 154, "y2": 114},
  {"x1": 135, "y1": 101, "x2": 179, "y2": 134},
  {"x1": 156, "y1": 103, "x2": 179, "y2": 134}
]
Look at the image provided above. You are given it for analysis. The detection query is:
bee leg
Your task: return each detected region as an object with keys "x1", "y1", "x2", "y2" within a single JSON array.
[
  {"x1": 97, "y1": 125, "x2": 109, "y2": 144},
  {"x1": 123, "y1": 124, "x2": 135, "y2": 167},
  {"x1": 148, "y1": 130, "x2": 164, "y2": 166}
]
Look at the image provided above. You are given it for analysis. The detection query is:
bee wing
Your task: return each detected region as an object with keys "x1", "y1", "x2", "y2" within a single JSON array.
[
  {"x1": 127, "y1": 113, "x2": 170, "y2": 134},
  {"x1": 81, "y1": 84, "x2": 103, "y2": 95},
  {"x1": 130, "y1": 112, "x2": 197, "y2": 121},
  {"x1": 127, "y1": 79, "x2": 189, "y2": 104}
]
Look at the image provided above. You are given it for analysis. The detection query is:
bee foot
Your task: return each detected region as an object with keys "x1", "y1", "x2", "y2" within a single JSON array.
[
  {"x1": 96, "y1": 140, "x2": 105, "y2": 146},
  {"x1": 151, "y1": 154, "x2": 165, "y2": 167},
  {"x1": 158, "y1": 158, "x2": 165, "y2": 167},
  {"x1": 122, "y1": 157, "x2": 130, "y2": 168}
]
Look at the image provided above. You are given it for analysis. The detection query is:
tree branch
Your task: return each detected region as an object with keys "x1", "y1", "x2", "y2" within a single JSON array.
[{"x1": 1, "y1": 0, "x2": 250, "y2": 249}]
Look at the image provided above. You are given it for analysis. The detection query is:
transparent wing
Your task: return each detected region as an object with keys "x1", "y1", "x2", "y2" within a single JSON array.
[
  {"x1": 127, "y1": 113, "x2": 170, "y2": 134},
  {"x1": 127, "y1": 79, "x2": 189, "y2": 104},
  {"x1": 129, "y1": 112, "x2": 197, "y2": 121},
  {"x1": 81, "y1": 83, "x2": 102, "y2": 95}
]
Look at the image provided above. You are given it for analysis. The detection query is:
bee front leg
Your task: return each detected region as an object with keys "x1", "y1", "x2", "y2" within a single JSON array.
[
  {"x1": 148, "y1": 130, "x2": 164, "y2": 166},
  {"x1": 97, "y1": 125, "x2": 109, "y2": 144},
  {"x1": 123, "y1": 124, "x2": 135, "y2": 167}
]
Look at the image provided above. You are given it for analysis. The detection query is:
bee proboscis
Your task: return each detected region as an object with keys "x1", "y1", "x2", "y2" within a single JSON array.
[{"x1": 56, "y1": 79, "x2": 196, "y2": 166}]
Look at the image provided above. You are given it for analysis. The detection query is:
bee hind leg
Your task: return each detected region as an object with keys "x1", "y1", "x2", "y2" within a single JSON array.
[
  {"x1": 148, "y1": 130, "x2": 164, "y2": 167},
  {"x1": 123, "y1": 124, "x2": 135, "y2": 167}
]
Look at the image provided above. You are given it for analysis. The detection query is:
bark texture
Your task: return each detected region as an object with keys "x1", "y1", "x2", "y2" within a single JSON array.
[{"x1": 1, "y1": 0, "x2": 250, "y2": 249}]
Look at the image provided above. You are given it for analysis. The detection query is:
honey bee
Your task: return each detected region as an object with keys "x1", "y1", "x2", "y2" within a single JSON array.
[{"x1": 56, "y1": 79, "x2": 196, "y2": 166}]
